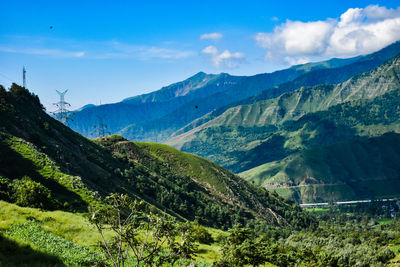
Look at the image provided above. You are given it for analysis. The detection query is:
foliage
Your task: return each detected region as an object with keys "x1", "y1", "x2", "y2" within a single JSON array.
[
  {"x1": 0, "y1": 176, "x2": 10, "y2": 201},
  {"x1": 216, "y1": 226, "x2": 268, "y2": 267},
  {"x1": 6, "y1": 220, "x2": 103, "y2": 266},
  {"x1": 0, "y1": 232, "x2": 65, "y2": 267},
  {"x1": 192, "y1": 222, "x2": 214, "y2": 245},
  {"x1": 11, "y1": 176, "x2": 55, "y2": 209},
  {"x1": 89, "y1": 193, "x2": 198, "y2": 267},
  {"x1": 0, "y1": 201, "x2": 223, "y2": 266},
  {"x1": 0, "y1": 84, "x2": 314, "y2": 231},
  {"x1": 215, "y1": 214, "x2": 399, "y2": 267}
]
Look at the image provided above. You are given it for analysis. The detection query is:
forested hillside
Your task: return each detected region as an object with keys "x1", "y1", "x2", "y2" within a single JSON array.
[
  {"x1": 167, "y1": 53, "x2": 400, "y2": 203},
  {"x1": 0, "y1": 84, "x2": 314, "y2": 229}
]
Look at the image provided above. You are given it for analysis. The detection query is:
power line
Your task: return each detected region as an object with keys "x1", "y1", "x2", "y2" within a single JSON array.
[
  {"x1": 0, "y1": 72, "x2": 13, "y2": 82},
  {"x1": 0, "y1": 71, "x2": 14, "y2": 87}
]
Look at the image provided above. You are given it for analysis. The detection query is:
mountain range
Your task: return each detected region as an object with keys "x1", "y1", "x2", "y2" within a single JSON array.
[
  {"x1": 166, "y1": 45, "x2": 400, "y2": 203},
  {"x1": 58, "y1": 41, "x2": 400, "y2": 203},
  {"x1": 69, "y1": 41, "x2": 400, "y2": 144},
  {"x1": 0, "y1": 83, "x2": 314, "y2": 228}
]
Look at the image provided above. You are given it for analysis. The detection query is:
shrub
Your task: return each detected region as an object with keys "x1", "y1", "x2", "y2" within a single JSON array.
[
  {"x1": 11, "y1": 176, "x2": 54, "y2": 209},
  {"x1": 192, "y1": 223, "x2": 214, "y2": 245},
  {"x1": 0, "y1": 176, "x2": 11, "y2": 201}
]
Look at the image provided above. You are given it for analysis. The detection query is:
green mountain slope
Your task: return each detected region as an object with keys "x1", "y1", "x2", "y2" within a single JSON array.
[
  {"x1": 69, "y1": 72, "x2": 244, "y2": 138},
  {"x1": 240, "y1": 132, "x2": 400, "y2": 203},
  {"x1": 166, "y1": 55, "x2": 400, "y2": 203},
  {"x1": 224, "y1": 82, "x2": 400, "y2": 173},
  {"x1": 172, "y1": 41, "x2": 400, "y2": 137},
  {"x1": 69, "y1": 43, "x2": 399, "y2": 142},
  {"x1": 0, "y1": 84, "x2": 314, "y2": 229},
  {"x1": 167, "y1": 54, "x2": 400, "y2": 162}
]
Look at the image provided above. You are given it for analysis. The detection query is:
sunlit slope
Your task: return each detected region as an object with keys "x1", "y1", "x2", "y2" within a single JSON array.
[
  {"x1": 167, "y1": 54, "x2": 400, "y2": 151},
  {"x1": 0, "y1": 84, "x2": 314, "y2": 229},
  {"x1": 166, "y1": 55, "x2": 400, "y2": 203},
  {"x1": 171, "y1": 41, "x2": 400, "y2": 138},
  {"x1": 96, "y1": 137, "x2": 316, "y2": 228},
  {"x1": 240, "y1": 132, "x2": 400, "y2": 203}
]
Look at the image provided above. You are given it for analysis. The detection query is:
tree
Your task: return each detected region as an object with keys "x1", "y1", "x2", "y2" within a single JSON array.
[
  {"x1": 89, "y1": 193, "x2": 197, "y2": 267},
  {"x1": 216, "y1": 226, "x2": 267, "y2": 267}
]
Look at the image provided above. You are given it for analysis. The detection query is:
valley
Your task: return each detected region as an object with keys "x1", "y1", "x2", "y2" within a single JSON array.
[{"x1": 1, "y1": 17, "x2": 400, "y2": 264}]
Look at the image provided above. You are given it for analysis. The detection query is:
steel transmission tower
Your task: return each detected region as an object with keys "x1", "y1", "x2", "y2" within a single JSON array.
[
  {"x1": 93, "y1": 115, "x2": 110, "y2": 137},
  {"x1": 22, "y1": 66, "x2": 26, "y2": 88},
  {"x1": 53, "y1": 90, "x2": 72, "y2": 125}
]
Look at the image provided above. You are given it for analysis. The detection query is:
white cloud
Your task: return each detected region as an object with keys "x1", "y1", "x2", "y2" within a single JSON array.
[
  {"x1": 201, "y1": 45, "x2": 245, "y2": 68},
  {"x1": 255, "y1": 5, "x2": 400, "y2": 65},
  {"x1": 200, "y1": 32, "x2": 223, "y2": 40},
  {"x1": 96, "y1": 41, "x2": 195, "y2": 60},
  {"x1": 0, "y1": 36, "x2": 195, "y2": 61},
  {"x1": 0, "y1": 46, "x2": 85, "y2": 58},
  {"x1": 284, "y1": 56, "x2": 310, "y2": 66}
]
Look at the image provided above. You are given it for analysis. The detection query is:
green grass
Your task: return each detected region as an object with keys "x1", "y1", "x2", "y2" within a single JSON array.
[
  {"x1": 0, "y1": 201, "x2": 225, "y2": 266},
  {"x1": 0, "y1": 232, "x2": 65, "y2": 267},
  {"x1": 304, "y1": 208, "x2": 330, "y2": 214},
  {"x1": 6, "y1": 220, "x2": 102, "y2": 266},
  {"x1": 377, "y1": 218, "x2": 394, "y2": 225},
  {"x1": 0, "y1": 201, "x2": 108, "y2": 248},
  {"x1": 0, "y1": 201, "x2": 107, "y2": 266},
  {"x1": 136, "y1": 142, "x2": 232, "y2": 195},
  {"x1": 2, "y1": 135, "x2": 97, "y2": 207}
]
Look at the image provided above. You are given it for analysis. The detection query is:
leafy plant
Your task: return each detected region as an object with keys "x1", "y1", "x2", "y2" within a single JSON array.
[
  {"x1": 89, "y1": 193, "x2": 198, "y2": 267},
  {"x1": 11, "y1": 176, "x2": 55, "y2": 209},
  {"x1": 6, "y1": 220, "x2": 103, "y2": 266}
]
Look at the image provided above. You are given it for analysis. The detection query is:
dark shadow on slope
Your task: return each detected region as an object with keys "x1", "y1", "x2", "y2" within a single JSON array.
[
  {"x1": 0, "y1": 138, "x2": 86, "y2": 211},
  {"x1": 0, "y1": 233, "x2": 65, "y2": 267}
]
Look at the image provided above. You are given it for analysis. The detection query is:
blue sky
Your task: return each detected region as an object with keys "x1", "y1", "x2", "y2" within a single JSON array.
[{"x1": 1, "y1": 0, "x2": 400, "y2": 110}]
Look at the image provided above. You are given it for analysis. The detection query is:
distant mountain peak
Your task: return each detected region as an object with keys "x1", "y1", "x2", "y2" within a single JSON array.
[{"x1": 191, "y1": 71, "x2": 207, "y2": 77}]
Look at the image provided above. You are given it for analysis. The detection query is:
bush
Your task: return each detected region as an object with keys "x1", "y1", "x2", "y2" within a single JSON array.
[
  {"x1": 192, "y1": 223, "x2": 214, "y2": 245},
  {"x1": 0, "y1": 176, "x2": 11, "y2": 201},
  {"x1": 11, "y1": 176, "x2": 54, "y2": 209}
]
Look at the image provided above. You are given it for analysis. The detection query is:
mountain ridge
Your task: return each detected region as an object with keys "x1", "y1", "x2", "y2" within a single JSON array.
[
  {"x1": 0, "y1": 83, "x2": 314, "y2": 228},
  {"x1": 67, "y1": 43, "x2": 400, "y2": 142},
  {"x1": 171, "y1": 41, "x2": 400, "y2": 138}
]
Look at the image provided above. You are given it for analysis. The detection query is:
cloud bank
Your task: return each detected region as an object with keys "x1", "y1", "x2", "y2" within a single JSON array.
[
  {"x1": 105, "y1": 42, "x2": 195, "y2": 60},
  {"x1": 0, "y1": 46, "x2": 85, "y2": 58},
  {"x1": 255, "y1": 5, "x2": 400, "y2": 64},
  {"x1": 200, "y1": 32, "x2": 223, "y2": 40},
  {"x1": 201, "y1": 45, "x2": 245, "y2": 68}
]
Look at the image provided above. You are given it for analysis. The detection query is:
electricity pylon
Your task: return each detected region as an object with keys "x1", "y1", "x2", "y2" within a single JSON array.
[{"x1": 53, "y1": 90, "x2": 72, "y2": 125}]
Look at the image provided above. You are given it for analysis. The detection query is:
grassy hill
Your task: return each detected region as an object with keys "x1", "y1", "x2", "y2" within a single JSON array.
[
  {"x1": 166, "y1": 54, "x2": 400, "y2": 203},
  {"x1": 0, "y1": 83, "x2": 314, "y2": 229},
  {"x1": 167, "y1": 54, "x2": 400, "y2": 168},
  {"x1": 240, "y1": 132, "x2": 400, "y2": 203}
]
